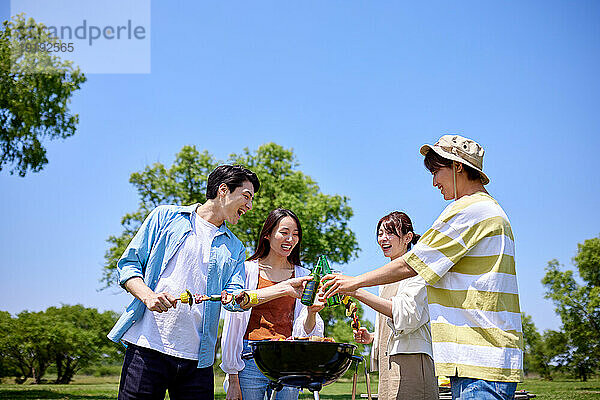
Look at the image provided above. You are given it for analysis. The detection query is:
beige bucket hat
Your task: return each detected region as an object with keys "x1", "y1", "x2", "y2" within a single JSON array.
[{"x1": 419, "y1": 134, "x2": 490, "y2": 185}]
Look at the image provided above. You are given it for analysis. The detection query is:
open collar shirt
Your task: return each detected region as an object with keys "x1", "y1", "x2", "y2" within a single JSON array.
[{"x1": 107, "y1": 203, "x2": 247, "y2": 368}]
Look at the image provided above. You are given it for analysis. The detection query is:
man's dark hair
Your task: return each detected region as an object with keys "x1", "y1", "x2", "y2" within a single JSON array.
[
  {"x1": 423, "y1": 151, "x2": 481, "y2": 181},
  {"x1": 206, "y1": 164, "x2": 260, "y2": 199}
]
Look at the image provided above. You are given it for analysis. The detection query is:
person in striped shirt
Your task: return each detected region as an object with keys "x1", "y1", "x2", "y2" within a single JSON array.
[{"x1": 322, "y1": 135, "x2": 523, "y2": 400}]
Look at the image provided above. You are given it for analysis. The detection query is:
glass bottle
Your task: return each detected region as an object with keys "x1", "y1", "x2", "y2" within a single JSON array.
[
  {"x1": 320, "y1": 256, "x2": 341, "y2": 306},
  {"x1": 301, "y1": 259, "x2": 322, "y2": 306}
]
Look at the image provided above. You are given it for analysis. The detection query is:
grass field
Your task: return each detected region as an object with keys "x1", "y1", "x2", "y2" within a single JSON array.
[{"x1": 1, "y1": 375, "x2": 599, "y2": 399}]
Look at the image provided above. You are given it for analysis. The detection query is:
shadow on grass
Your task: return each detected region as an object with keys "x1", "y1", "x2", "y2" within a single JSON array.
[{"x1": 0, "y1": 389, "x2": 114, "y2": 399}]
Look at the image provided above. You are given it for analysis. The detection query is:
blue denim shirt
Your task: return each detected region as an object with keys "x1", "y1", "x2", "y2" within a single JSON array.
[{"x1": 107, "y1": 203, "x2": 246, "y2": 368}]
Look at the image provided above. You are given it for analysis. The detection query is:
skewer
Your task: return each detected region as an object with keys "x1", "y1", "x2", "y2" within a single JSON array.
[
  {"x1": 173, "y1": 290, "x2": 224, "y2": 308},
  {"x1": 194, "y1": 294, "x2": 223, "y2": 303},
  {"x1": 342, "y1": 295, "x2": 360, "y2": 330},
  {"x1": 173, "y1": 289, "x2": 194, "y2": 308}
]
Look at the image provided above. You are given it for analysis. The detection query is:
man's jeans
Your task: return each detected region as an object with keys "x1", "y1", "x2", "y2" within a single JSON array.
[
  {"x1": 450, "y1": 377, "x2": 517, "y2": 400},
  {"x1": 118, "y1": 343, "x2": 214, "y2": 400}
]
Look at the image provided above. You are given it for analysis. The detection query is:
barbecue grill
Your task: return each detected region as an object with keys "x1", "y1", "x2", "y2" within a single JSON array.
[{"x1": 242, "y1": 339, "x2": 370, "y2": 400}]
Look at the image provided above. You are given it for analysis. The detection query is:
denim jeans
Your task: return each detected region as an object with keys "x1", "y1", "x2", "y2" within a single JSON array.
[
  {"x1": 239, "y1": 340, "x2": 300, "y2": 400},
  {"x1": 118, "y1": 343, "x2": 214, "y2": 400},
  {"x1": 450, "y1": 377, "x2": 517, "y2": 400}
]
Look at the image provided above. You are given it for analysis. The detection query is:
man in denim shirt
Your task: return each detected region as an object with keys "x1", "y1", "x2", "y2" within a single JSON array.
[{"x1": 109, "y1": 165, "x2": 307, "y2": 400}]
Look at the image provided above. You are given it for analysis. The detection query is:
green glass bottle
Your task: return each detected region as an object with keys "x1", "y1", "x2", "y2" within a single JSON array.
[
  {"x1": 301, "y1": 259, "x2": 322, "y2": 306},
  {"x1": 321, "y1": 256, "x2": 341, "y2": 306}
]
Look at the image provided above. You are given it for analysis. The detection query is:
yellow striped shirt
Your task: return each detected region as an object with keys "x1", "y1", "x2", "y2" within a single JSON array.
[{"x1": 403, "y1": 192, "x2": 523, "y2": 382}]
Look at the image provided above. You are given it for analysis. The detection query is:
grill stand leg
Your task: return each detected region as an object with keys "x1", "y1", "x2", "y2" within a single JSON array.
[
  {"x1": 313, "y1": 390, "x2": 320, "y2": 400},
  {"x1": 351, "y1": 357, "x2": 360, "y2": 400},
  {"x1": 363, "y1": 358, "x2": 373, "y2": 400}
]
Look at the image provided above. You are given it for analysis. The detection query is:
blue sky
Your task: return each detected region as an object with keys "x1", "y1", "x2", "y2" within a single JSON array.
[{"x1": 1, "y1": 1, "x2": 599, "y2": 332}]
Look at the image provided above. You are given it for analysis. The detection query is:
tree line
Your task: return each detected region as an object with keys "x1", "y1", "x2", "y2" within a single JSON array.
[
  {"x1": 0, "y1": 305, "x2": 122, "y2": 384},
  {"x1": 523, "y1": 235, "x2": 600, "y2": 381}
]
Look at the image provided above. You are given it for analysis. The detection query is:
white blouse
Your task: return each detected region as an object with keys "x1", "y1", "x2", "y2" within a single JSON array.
[{"x1": 371, "y1": 275, "x2": 433, "y2": 371}]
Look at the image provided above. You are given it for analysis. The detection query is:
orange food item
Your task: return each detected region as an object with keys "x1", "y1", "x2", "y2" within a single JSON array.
[{"x1": 285, "y1": 336, "x2": 336, "y2": 342}]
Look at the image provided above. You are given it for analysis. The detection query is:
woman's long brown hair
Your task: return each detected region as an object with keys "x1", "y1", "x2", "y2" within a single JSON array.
[{"x1": 247, "y1": 208, "x2": 303, "y2": 266}]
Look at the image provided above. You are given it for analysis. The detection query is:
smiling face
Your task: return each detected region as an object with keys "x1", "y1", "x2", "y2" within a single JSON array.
[
  {"x1": 266, "y1": 216, "x2": 300, "y2": 260},
  {"x1": 377, "y1": 225, "x2": 408, "y2": 260},
  {"x1": 221, "y1": 180, "x2": 255, "y2": 225},
  {"x1": 432, "y1": 165, "x2": 456, "y2": 201}
]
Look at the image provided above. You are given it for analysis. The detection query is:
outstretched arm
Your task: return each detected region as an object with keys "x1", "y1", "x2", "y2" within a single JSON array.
[
  {"x1": 236, "y1": 275, "x2": 312, "y2": 310},
  {"x1": 321, "y1": 257, "x2": 417, "y2": 298},
  {"x1": 352, "y1": 289, "x2": 393, "y2": 319}
]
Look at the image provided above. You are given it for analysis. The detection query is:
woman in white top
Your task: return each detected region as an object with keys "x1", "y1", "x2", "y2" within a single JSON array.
[
  {"x1": 221, "y1": 208, "x2": 324, "y2": 400},
  {"x1": 352, "y1": 211, "x2": 438, "y2": 400}
]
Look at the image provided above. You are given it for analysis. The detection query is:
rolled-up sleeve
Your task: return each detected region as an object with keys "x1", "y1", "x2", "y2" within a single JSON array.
[
  {"x1": 220, "y1": 308, "x2": 248, "y2": 374},
  {"x1": 292, "y1": 307, "x2": 324, "y2": 337},
  {"x1": 222, "y1": 245, "x2": 247, "y2": 312},
  {"x1": 117, "y1": 207, "x2": 162, "y2": 289},
  {"x1": 220, "y1": 255, "x2": 252, "y2": 373},
  {"x1": 388, "y1": 276, "x2": 429, "y2": 334}
]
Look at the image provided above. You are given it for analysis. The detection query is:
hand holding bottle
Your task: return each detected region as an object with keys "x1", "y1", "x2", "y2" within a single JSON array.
[
  {"x1": 307, "y1": 287, "x2": 325, "y2": 314},
  {"x1": 282, "y1": 275, "x2": 314, "y2": 298}
]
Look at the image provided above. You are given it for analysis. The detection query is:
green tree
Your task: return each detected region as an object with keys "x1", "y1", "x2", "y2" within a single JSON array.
[
  {"x1": 522, "y1": 313, "x2": 542, "y2": 377},
  {"x1": 227, "y1": 144, "x2": 359, "y2": 265},
  {"x1": 102, "y1": 146, "x2": 221, "y2": 288},
  {"x1": 542, "y1": 329, "x2": 570, "y2": 375},
  {"x1": 573, "y1": 236, "x2": 600, "y2": 287},
  {"x1": 101, "y1": 143, "x2": 365, "y2": 331},
  {"x1": 2, "y1": 310, "x2": 54, "y2": 383},
  {"x1": 0, "y1": 311, "x2": 19, "y2": 379},
  {"x1": 521, "y1": 313, "x2": 568, "y2": 380},
  {"x1": 45, "y1": 305, "x2": 122, "y2": 384},
  {"x1": 542, "y1": 235, "x2": 600, "y2": 381},
  {"x1": 0, "y1": 306, "x2": 120, "y2": 384},
  {"x1": 0, "y1": 14, "x2": 86, "y2": 176},
  {"x1": 102, "y1": 143, "x2": 360, "y2": 285}
]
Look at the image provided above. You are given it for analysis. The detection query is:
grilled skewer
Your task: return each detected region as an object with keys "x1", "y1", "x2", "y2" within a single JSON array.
[
  {"x1": 342, "y1": 295, "x2": 360, "y2": 330},
  {"x1": 194, "y1": 294, "x2": 223, "y2": 303},
  {"x1": 173, "y1": 289, "x2": 194, "y2": 308},
  {"x1": 173, "y1": 291, "x2": 227, "y2": 308}
]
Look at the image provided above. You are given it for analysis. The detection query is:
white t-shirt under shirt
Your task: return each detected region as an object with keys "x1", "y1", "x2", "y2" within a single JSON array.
[{"x1": 122, "y1": 212, "x2": 219, "y2": 360}]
